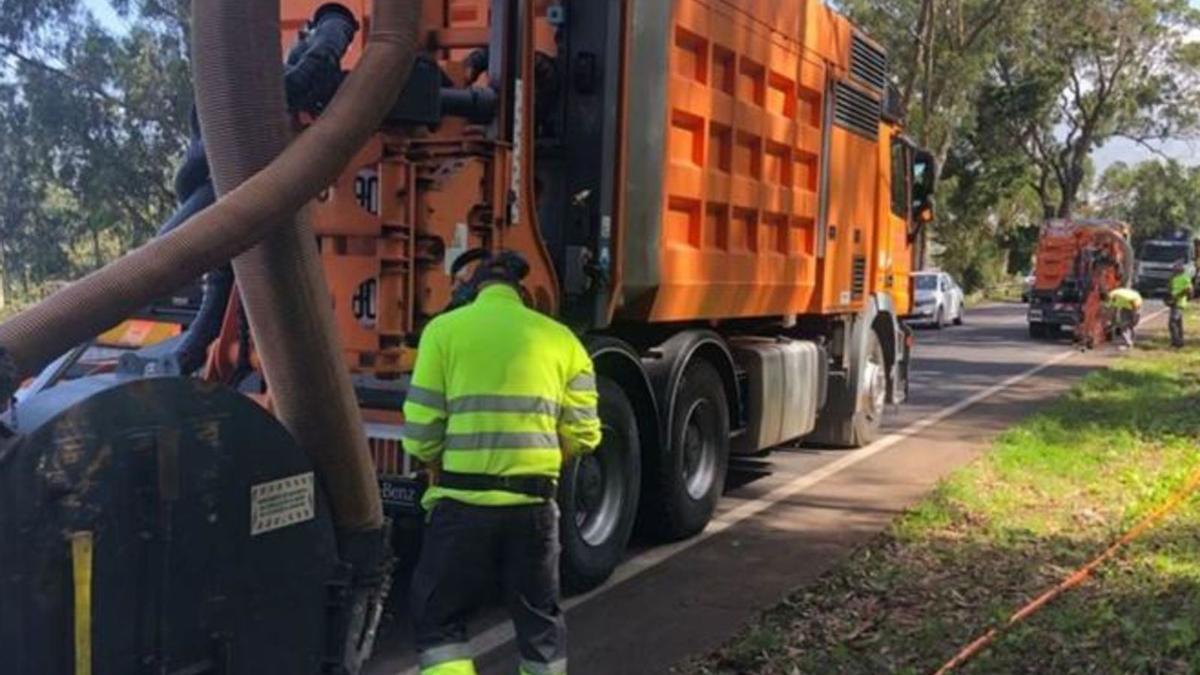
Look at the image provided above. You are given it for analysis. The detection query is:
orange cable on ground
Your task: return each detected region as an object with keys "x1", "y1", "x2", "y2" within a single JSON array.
[{"x1": 933, "y1": 464, "x2": 1200, "y2": 675}]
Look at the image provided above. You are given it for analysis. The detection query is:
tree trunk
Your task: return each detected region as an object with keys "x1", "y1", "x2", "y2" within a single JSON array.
[{"x1": 1057, "y1": 166, "x2": 1084, "y2": 219}]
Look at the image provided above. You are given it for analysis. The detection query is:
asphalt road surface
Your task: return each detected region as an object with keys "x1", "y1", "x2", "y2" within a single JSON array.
[{"x1": 367, "y1": 302, "x2": 1159, "y2": 675}]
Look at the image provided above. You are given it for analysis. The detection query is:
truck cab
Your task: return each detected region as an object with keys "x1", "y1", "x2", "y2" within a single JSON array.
[{"x1": 1135, "y1": 235, "x2": 1196, "y2": 297}]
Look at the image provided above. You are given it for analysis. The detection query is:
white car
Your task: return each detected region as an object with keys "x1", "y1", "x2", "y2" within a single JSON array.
[{"x1": 911, "y1": 271, "x2": 965, "y2": 328}]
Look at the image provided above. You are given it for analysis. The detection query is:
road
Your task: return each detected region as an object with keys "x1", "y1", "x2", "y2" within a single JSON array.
[{"x1": 366, "y1": 302, "x2": 1154, "y2": 675}]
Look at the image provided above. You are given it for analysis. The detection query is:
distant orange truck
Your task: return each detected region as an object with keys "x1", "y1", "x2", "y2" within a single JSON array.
[{"x1": 1027, "y1": 219, "x2": 1133, "y2": 341}]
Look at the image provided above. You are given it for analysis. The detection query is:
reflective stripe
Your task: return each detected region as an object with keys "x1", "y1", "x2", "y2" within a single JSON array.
[
  {"x1": 448, "y1": 395, "x2": 559, "y2": 417},
  {"x1": 519, "y1": 659, "x2": 567, "y2": 675},
  {"x1": 561, "y1": 405, "x2": 598, "y2": 424},
  {"x1": 445, "y1": 431, "x2": 560, "y2": 451},
  {"x1": 567, "y1": 373, "x2": 596, "y2": 392},
  {"x1": 422, "y1": 660, "x2": 477, "y2": 675},
  {"x1": 406, "y1": 386, "x2": 447, "y2": 411},
  {"x1": 402, "y1": 421, "x2": 446, "y2": 442},
  {"x1": 420, "y1": 643, "x2": 473, "y2": 669}
]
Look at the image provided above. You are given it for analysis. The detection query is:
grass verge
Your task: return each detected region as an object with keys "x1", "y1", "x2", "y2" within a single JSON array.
[{"x1": 691, "y1": 315, "x2": 1200, "y2": 675}]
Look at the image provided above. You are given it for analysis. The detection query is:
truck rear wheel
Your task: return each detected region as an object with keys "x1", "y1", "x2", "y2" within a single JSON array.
[
  {"x1": 558, "y1": 377, "x2": 641, "y2": 593},
  {"x1": 644, "y1": 360, "x2": 730, "y2": 541}
]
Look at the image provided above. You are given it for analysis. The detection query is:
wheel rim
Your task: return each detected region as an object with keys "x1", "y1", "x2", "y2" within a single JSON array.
[
  {"x1": 680, "y1": 399, "x2": 718, "y2": 500},
  {"x1": 572, "y1": 420, "x2": 625, "y2": 547},
  {"x1": 862, "y1": 348, "x2": 886, "y2": 424}
]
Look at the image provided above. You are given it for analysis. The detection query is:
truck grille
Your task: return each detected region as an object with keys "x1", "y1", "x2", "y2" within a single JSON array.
[
  {"x1": 850, "y1": 33, "x2": 888, "y2": 92},
  {"x1": 833, "y1": 81, "x2": 881, "y2": 141},
  {"x1": 366, "y1": 423, "x2": 413, "y2": 476},
  {"x1": 851, "y1": 256, "x2": 867, "y2": 299}
]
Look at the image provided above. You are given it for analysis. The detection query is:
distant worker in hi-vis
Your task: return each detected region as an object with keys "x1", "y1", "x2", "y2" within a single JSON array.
[
  {"x1": 1168, "y1": 261, "x2": 1191, "y2": 348},
  {"x1": 1105, "y1": 287, "x2": 1142, "y2": 351},
  {"x1": 401, "y1": 250, "x2": 602, "y2": 675}
]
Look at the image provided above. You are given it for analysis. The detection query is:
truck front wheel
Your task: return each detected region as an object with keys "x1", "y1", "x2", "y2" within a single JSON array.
[
  {"x1": 644, "y1": 360, "x2": 730, "y2": 541},
  {"x1": 558, "y1": 377, "x2": 641, "y2": 593},
  {"x1": 851, "y1": 331, "x2": 887, "y2": 445}
]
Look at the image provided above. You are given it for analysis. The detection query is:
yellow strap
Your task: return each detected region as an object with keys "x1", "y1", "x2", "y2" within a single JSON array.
[{"x1": 71, "y1": 532, "x2": 94, "y2": 675}]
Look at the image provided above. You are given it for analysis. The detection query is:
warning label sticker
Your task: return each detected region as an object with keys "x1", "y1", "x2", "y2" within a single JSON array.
[{"x1": 250, "y1": 472, "x2": 315, "y2": 536}]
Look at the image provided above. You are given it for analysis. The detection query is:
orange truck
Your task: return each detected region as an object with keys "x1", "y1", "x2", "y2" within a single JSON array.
[
  {"x1": 194, "y1": 0, "x2": 935, "y2": 590},
  {"x1": 1026, "y1": 219, "x2": 1133, "y2": 342}
]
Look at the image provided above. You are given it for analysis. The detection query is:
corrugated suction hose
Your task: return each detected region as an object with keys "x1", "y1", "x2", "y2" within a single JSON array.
[
  {"x1": 0, "y1": 0, "x2": 420, "y2": 533},
  {"x1": 194, "y1": 0, "x2": 413, "y2": 534}
]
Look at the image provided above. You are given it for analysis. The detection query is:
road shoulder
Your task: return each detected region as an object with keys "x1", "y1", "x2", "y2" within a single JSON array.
[{"x1": 692, "y1": 320, "x2": 1200, "y2": 674}]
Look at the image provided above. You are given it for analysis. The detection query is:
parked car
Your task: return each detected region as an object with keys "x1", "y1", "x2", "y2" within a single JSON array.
[{"x1": 911, "y1": 271, "x2": 965, "y2": 328}]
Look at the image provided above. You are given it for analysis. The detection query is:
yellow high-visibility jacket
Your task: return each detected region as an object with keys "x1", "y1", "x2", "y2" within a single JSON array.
[
  {"x1": 1107, "y1": 287, "x2": 1143, "y2": 311},
  {"x1": 1170, "y1": 273, "x2": 1192, "y2": 308},
  {"x1": 402, "y1": 284, "x2": 602, "y2": 509}
]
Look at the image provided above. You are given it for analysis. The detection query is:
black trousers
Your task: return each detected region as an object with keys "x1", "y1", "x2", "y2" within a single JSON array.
[{"x1": 411, "y1": 499, "x2": 566, "y2": 673}]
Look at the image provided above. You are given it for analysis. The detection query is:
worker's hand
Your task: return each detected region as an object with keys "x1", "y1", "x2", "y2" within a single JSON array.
[{"x1": 418, "y1": 460, "x2": 442, "y2": 486}]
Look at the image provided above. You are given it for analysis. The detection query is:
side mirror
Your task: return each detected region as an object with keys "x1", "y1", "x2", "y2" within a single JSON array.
[{"x1": 910, "y1": 148, "x2": 937, "y2": 239}]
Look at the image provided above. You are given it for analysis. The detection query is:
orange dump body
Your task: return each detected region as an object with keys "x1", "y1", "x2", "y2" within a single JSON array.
[
  {"x1": 1031, "y1": 220, "x2": 1131, "y2": 294},
  {"x1": 264, "y1": 0, "x2": 921, "y2": 379},
  {"x1": 619, "y1": 0, "x2": 916, "y2": 321}
]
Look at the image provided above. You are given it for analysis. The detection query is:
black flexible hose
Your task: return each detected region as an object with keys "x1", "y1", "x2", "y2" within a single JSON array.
[
  {"x1": 285, "y1": 4, "x2": 359, "y2": 114},
  {"x1": 158, "y1": 108, "x2": 230, "y2": 375}
]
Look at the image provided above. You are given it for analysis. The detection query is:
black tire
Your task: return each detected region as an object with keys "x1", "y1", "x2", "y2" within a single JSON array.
[
  {"x1": 935, "y1": 305, "x2": 946, "y2": 329},
  {"x1": 848, "y1": 330, "x2": 887, "y2": 446},
  {"x1": 807, "y1": 328, "x2": 888, "y2": 448},
  {"x1": 643, "y1": 360, "x2": 730, "y2": 541},
  {"x1": 558, "y1": 377, "x2": 641, "y2": 593},
  {"x1": 1029, "y1": 321, "x2": 1047, "y2": 339},
  {"x1": 953, "y1": 306, "x2": 964, "y2": 326}
]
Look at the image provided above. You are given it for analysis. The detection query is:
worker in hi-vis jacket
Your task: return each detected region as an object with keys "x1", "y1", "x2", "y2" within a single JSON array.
[
  {"x1": 402, "y1": 250, "x2": 602, "y2": 675},
  {"x1": 1168, "y1": 261, "x2": 1192, "y2": 348}
]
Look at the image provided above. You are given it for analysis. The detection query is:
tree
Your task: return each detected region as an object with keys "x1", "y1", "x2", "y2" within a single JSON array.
[
  {"x1": 0, "y1": 0, "x2": 192, "y2": 307},
  {"x1": 838, "y1": 0, "x2": 1033, "y2": 171},
  {"x1": 1095, "y1": 160, "x2": 1200, "y2": 245},
  {"x1": 837, "y1": 0, "x2": 1051, "y2": 287},
  {"x1": 996, "y1": 0, "x2": 1200, "y2": 218}
]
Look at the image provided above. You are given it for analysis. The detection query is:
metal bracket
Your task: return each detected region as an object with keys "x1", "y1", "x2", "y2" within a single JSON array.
[
  {"x1": 0, "y1": 346, "x2": 16, "y2": 413},
  {"x1": 323, "y1": 521, "x2": 395, "y2": 675},
  {"x1": 116, "y1": 352, "x2": 183, "y2": 377}
]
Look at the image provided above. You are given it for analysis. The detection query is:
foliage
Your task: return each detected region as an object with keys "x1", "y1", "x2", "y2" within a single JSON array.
[
  {"x1": 1096, "y1": 160, "x2": 1200, "y2": 246},
  {"x1": 0, "y1": 0, "x2": 192, "y2": 310},
  {"x1": 836, "y1": 1, "x2": 1043, "y2": 289},
  {"x1": 840, "y1": 0, "x2": 1200, "y2": 289},
  {"x1": 993, "y1": 0, "x2": 1200, "y2": 218}
]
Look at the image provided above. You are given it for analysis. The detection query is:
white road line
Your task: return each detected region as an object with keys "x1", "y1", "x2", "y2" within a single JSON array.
[{"x1": 395, "y1": 342, "x2": 1098, "y2": 673}]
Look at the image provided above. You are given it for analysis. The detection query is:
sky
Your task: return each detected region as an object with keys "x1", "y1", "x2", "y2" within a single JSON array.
[
  {"x1": 85, "y1": 0, "x2": 127, "y2": 34},
  {"x1": 83, "y1": 0, "x2": 1199, "y2": 172}
]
